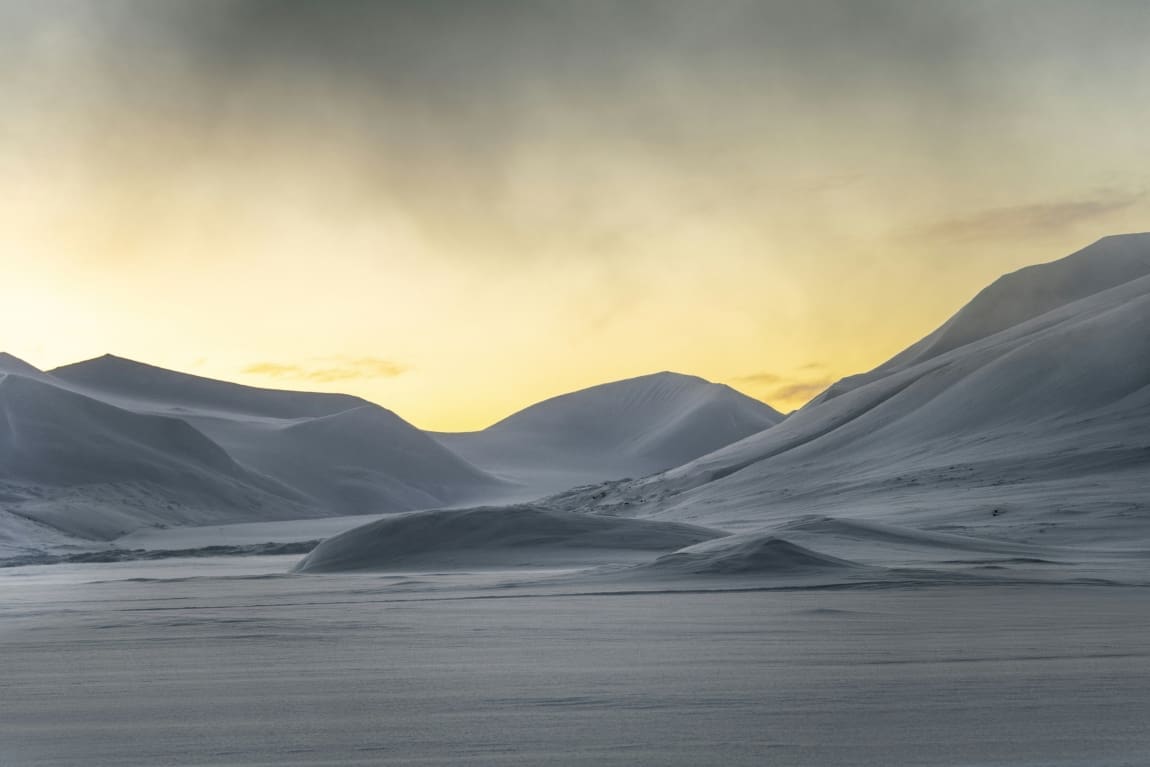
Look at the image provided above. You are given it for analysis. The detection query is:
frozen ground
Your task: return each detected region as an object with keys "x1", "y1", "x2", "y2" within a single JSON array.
[{"x1": 3, "y1": 557, "x2": 1150, "y2": 767}]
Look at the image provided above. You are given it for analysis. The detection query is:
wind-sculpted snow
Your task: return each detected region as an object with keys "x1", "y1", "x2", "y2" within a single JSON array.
[
  {"x1": 436, "y1": 372, "x2": 782, "y2": 492},
  {"x1": 294, "y1": 505, "x2": 724, "y2": 572},
  {"x1": 645, "y1": 533, "x2": 864, "y2": 575}
]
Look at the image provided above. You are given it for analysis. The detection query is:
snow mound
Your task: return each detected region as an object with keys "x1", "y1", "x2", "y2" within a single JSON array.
[
  {"x1": 647, "y1": 532, "x2": 863, "y2": 575},
  {"x1": 436, "y1": 372, "x2": 782, "y2": 493},
  {"x1": 51, "y1": 354, "x2": 365, "y2": 418},
  {"x1": 293, "y1": 506, "x2": 724, "y2": 572},
  {"x1": 0, "y1": 356, "x2": 514, "y2": 553},
  {"x1": 776, "y1": 516, "x2": 1040, "y2": 554}
]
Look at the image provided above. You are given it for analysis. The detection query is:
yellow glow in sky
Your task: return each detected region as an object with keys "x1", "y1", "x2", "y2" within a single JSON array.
[{"x1": 2, "y1": 2, "x2": 1148, "y2": 429}]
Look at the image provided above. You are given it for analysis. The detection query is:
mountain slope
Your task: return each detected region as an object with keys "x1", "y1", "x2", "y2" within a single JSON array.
[
  {"x1": 0, "y1": 373, "x2": 312, "y2": 540},
  {"x1": 814, "y1": 233, "x2": 1150, "y2": 405},
  {"x1": 436, "y1": 372, "x2": 782, "y2": 492},
  {"x1": 553, "y1": 234, "x2": 1150, "y2": 545},
  {"x1": 0, "y1": 357, "x2": 513, "y2": 551},
  {"x1": 52, "y1": 355, "x2": 511, "y2": 512},
  {"x1": 205, "y1": 404, "x2": 512, "y2": 517},
  {"x1": 0, "y1": 353, "x2": 42, "y2": 376}
]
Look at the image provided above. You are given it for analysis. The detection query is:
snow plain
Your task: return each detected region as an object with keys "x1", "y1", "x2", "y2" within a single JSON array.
[{"x1": 4, "y1": 560, "x2": 1150, "y2": 767}]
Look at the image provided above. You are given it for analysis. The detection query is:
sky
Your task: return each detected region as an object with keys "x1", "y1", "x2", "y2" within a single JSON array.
[{"x1": 2, "y1": 0, "x2": 1148, "y2": 430}]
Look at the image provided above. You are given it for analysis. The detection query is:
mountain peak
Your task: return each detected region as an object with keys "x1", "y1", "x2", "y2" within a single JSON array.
[{"x1": 0, "y1": 352, "x2": 41, "y2": 375}]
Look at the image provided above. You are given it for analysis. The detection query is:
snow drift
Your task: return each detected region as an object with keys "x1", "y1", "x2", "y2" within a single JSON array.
[
  {"x1": 645, "y1": 532, "x2": 864, "y2": 576},
  {"x1": 293, "y1": 505, "x2": 724, "y2": 572}
]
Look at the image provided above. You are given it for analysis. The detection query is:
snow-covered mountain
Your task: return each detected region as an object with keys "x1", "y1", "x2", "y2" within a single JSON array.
[
  {"x1": 435, "y1": 372, "x2": 783, "y2": 492},
  {"x1": 0, "y1": 358, "x2": 781, "y2": 556},
  {"x1": 0, "y1": 356, "x2": 512, "y2": 552},
  {"x1": 547, "y1": 234, "x2": 1150, "y2": 546},
  {"x1": 52, "y1": 354, "x2": 365, "y2": 419},
  {"x1": 0, "y1": 372, "x2": 312, "y2": 541}
]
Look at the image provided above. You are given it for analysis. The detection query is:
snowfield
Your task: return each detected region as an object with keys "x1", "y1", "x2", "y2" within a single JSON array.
[{"x1": 3, "y1": 561, "x2": 1150, "y2": 767}]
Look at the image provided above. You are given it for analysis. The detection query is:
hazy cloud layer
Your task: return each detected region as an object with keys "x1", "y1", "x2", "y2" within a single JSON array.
[
  {"x1": 909, "y1": 190, "x2": 1146, "y2": 244},
  {"x1": 733, "y1": 372, "x2": 784, "y2": 386},
  {"x1": 733, "y1": 370, "x2": 836, "y2": 410},
  {"x1": 3, "y1": 1, "x2": 1149, "y2": 427}
]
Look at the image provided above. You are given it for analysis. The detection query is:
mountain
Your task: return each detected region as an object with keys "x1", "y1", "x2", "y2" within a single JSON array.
[
  {"x1": 0, "y1": 352, "x2": 42, "y2": 376},
  {"x1": 0, "y1": 372, "x2": 311, "y2": 541},
  {"x1": 0, "y1": 359, "x2": 784, "y2": 556},
  {"x1": 51, "y1": 354, "x2": 365, "y2": 418},
  {"x1": 0, "y1": 357, "x2": 513, "y2": 550},
  {"x1": 813, "y1": 233, "x2": 1150, "y2": 405},
  {"x1": 49, "y1": 354, "x2": 511, "y2": 514},
  {"x1": 207, "y1": 404, "x2": 511, "y2": 517},
  {"x1": 435, "y1": 372, "x2": 783, "y2": 492},
  {"x1": 551, "y1": 234, "x2": 1150, "y2": 547}
]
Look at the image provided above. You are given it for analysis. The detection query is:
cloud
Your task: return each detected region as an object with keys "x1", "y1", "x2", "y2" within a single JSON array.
[
  {"x1": 767, "y1": 378, "x2": 836, "y2": 403},
  {"x1": 732, "y1": 370, "x2": 836, "y2": 407},
  {"x1": 244, "y1": 357, "x2": 408, "y2": 383},
  {"x1": 733, "y1": 371, "x2": 784, "y2": 386},
  {"x1": 909, "y1": 190, "x2": 1145, "y2": 244}
]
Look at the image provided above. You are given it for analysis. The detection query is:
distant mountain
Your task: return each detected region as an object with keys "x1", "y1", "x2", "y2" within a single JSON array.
[
  {"x1": 1, "y1": 359, "x2": 785, "y2": 555},
  {"x1": 210, "y1": 404, "x2": 511, "y2": 517},
  {"x1": 51, "y1": 354, "x2": 366, "y2": 418},
  {"x1": 435, "y1": 372, "x2": 783, "y2": 492},
  {"x1": 554, "y1": 234, "x2": 1150, "y2": 546},
  {"x1": 0, "y1": 373, "x2": 310, "y2": 540},
  {"x1": 0, "y1": 356, "x2": 511, "y2": 551}
]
